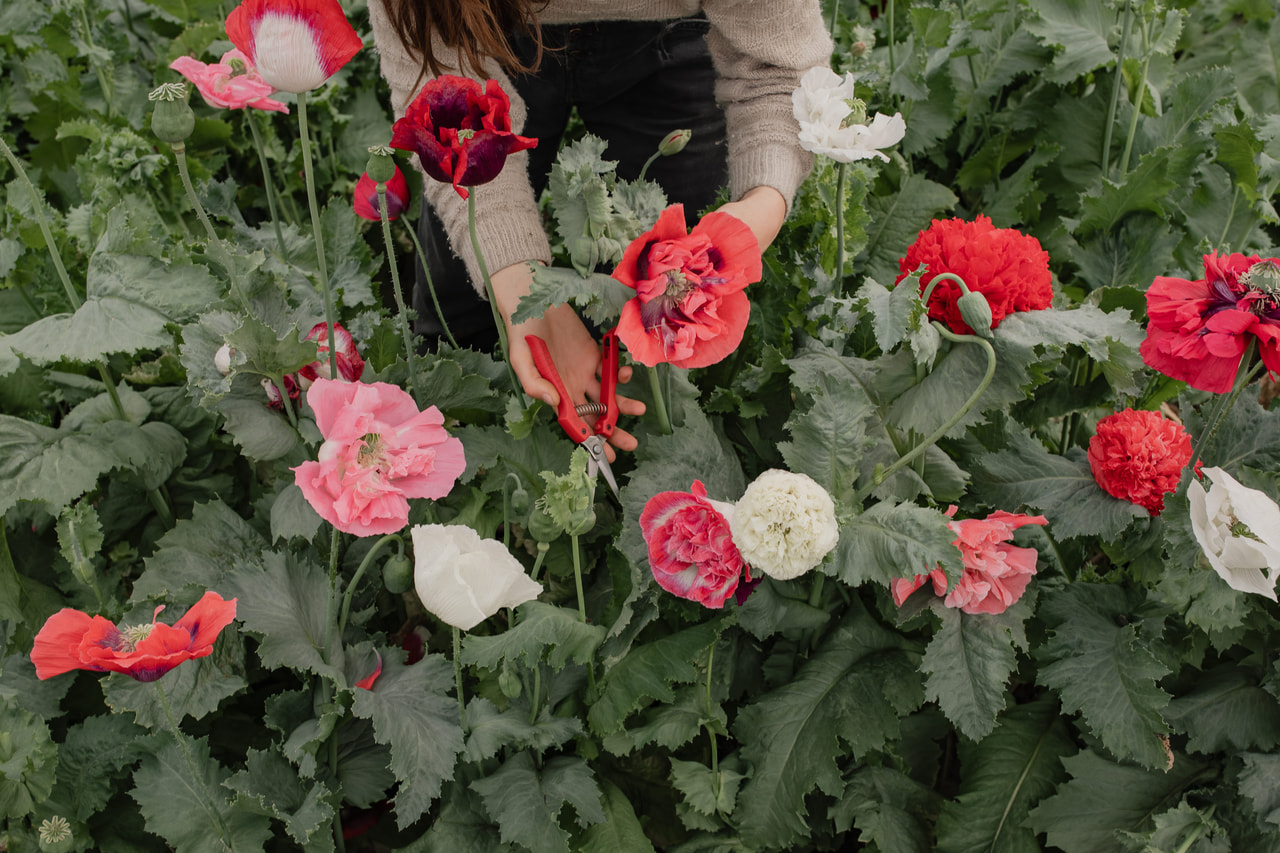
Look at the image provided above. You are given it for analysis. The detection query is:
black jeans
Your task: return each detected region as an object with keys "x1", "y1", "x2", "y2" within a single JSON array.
[{"x1": 412, "y1": 16, "x2": 730, "y2": 350}]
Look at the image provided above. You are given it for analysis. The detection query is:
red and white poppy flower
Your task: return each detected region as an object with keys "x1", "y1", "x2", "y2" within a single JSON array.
[{"x1": 225, "y1": 0, "x2": 363, "y2": 94}]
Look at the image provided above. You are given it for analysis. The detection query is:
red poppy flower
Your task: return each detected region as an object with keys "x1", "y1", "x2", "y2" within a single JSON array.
[
  {"x1": 640, "y1": 480, "x2": 749, "y2": 609},
  {"x1": 894, "y1": 215, "x2": 1053, "y2": 335},
  {"x1": 31, "y1": 592, "x2": 238, "y2": 682},
  {"x1": 614, "y1": 205, "x2": 762, "y2": 369},
  {"x1": 352, "y1": 166, "x2": 409, "y2": 222},
  {"x1": 1087, "y1": 408, "x2": 1192, "y2": 516},
  {"x1": 390, "y1": 75, "x2": 536, "y2": 200},
  {"x1": 297, "y1": 321, "x2": 365, "y2": 386},
  {"x1": 225, "y1": 0, "x2": 363, "y2": 94},
  {"x1": 1140, "y1": 253, "x2": 1280, "y2": 393}
]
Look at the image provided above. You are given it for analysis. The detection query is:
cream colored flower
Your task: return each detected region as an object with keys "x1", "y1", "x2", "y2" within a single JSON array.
[
  {"x1": 411, "y1": 524, "x2": 542, "y2": 630},
  {"x1": 792, "y1": 66, "x2": 905, "y2": 163},
  {"x1": 1188, "y1": 467, "x2": 1280, "y2": 600},
  {"x1": 729, "y1": 469, "x2": 839, "y2": 580}
]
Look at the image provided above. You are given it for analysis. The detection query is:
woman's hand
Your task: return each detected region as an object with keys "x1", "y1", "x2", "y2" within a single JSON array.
[
  {"x1": 714, "y1": 185, "x2": 787, "y2": 253},
  {"x1": 491, "y1": 262, "x2": 646, "y2": 457}
]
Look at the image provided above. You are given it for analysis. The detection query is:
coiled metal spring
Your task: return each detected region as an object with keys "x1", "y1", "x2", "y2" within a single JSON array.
[{"x1": 574, "y1": 401, "x2": 607, "y2": 418}]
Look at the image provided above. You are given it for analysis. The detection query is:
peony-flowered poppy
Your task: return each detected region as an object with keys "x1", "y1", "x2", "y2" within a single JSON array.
[
  {"x1": 1141, "y1": 253, "x2": 1280, "y2": 394},
  {"x1": 895, "y1": 215, "x2": 1053, "y2": 336},
  {"x1": 1087, "y1": 408, "x2": 1192, "y2": 516},
  {"x1": 169, "y1": 48, "x2": 289, "y2": 113},
  {"x1": 390, "y1": 75, "x2": 536, "y2": 200},
  {"x1": 225, "y1": 0, "x2": 363, "y2": 94},
  {"x1": 31, "y1": 592, "x2": 238, "y2": 682},
  {"x1": 640, "y1": 481, "x2": 749, "y2": 609},
  {"x1": 614, "y1": 204, "x2": 762, "y2": 370},
  {"x1": 352, "y1": 166, "x2": 410, "y2": 222},
  {"x1": 293, "y1": 379, "x2": 466, "y2": 537}
]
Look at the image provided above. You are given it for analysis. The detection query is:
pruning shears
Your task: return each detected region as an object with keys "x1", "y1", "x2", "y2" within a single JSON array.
[{"x1": 525, "y1": 329, "x2": 622, "y2": 500}]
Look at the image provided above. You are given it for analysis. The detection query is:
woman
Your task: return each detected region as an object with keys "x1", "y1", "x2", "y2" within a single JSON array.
[{"x1": 368, "y1": 0, "x2": 831, "y2": 455}]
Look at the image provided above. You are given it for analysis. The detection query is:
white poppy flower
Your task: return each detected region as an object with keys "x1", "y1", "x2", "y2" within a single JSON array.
[
  {"x1": 1188, "y1": 467, "x2": 1280, "y2": 601},
  {"x1": 792, "y1": 66, "x2": 906, "y2": 163},
  {"x1": 729, "y1": 469, "x2": 839, "y2": 580},
  {"x1": 411, "y1": 524, "x2": 542, "y2": 630}
]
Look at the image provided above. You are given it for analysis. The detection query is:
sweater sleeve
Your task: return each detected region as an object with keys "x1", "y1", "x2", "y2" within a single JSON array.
[
  {"x1": 702, "y1": 0, "x2": 832, "y2": 211},
  {"x1": 366, "y1": 0, "x2": 552, "y2": 293}
]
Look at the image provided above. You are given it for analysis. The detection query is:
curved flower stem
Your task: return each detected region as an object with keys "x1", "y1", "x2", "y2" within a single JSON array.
[
  {"x1": 1102, "y1": 0, "x2": 1133, "y2": 176},
  {"x1": 570, "y1": 533, "x2": 598, "y2": 696},
  {"x1": 467, "y1": 194, "x2": 522, "y2": 402},
  {"x1": 296, "y1": 92, "x2": 339, "y2": 381},
  {"x1": 157, "y1": 682, "x2": 236, "y2": 851},
  {"x1": 402, "y1": 222, "x2": 460, "y2": 349},
  {"x1": 528, "y1": 664, "x2": 543, "y2": 724},
  {"x1": 244, "y1": 111, "x2": 289, "y2": 253},
  {"x1": 378, "y1": 186, "x2": 421, "y2": 400},
  {"x1": 452, "y1": 625, "x2": 466, "y2": 729},
  {"x1": 638, "y1": 150, "x2": 661, "y2": 183},
  {"x1": 1117, "y1": 52, "x2": 1151, "y2": 178},
  {"x1": 530, "y1": 541, "x2": 550, "y2": 583},
  {"x1": 338, "y1": 534, "x2": 402, "y2": 639},
  {"x1": 172, "y1": 143, "x2": 252, "y2": 314},
  {"x1": 648, "y1": 365, "x2": 673, "y2": 435},
  {"x1": 1189, "y1": 345, "x2": 1264, "y2": 472},
  {"x1": 854, "y1": 322, "x2": 996, "y2": 504},
  {"x1": 834, "y1": 161, "x2": 847, "y2": 292}
]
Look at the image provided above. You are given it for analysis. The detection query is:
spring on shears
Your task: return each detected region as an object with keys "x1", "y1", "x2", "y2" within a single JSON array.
[{"x1": 574, "y1": 401, "x2": 607, "y2": 418}]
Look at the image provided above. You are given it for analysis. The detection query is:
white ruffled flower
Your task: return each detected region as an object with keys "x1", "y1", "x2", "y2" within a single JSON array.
[
  {"x1": 1188, "y1": 467, "x2": 1280, "y2": 601},
  {"x1": 792, "y1": 66, "x2": 905, "y2": 163},
  {"x1": 729, "y1": 469, "x2": 839, "y2": 580},
  {"x1": 411, "y1": 524, "x2": 542, "y2": 630}
]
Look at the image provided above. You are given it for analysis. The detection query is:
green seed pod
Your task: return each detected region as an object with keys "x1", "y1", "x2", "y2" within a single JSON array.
[
  {"x1": 148, "y1": 83, "x2": 194, "y2": 144},
  {"x1": 526, "y1": 503, "x2": 563, "y2": 544},
  {"x1": 365, "y1": 145, "x2": 397, "y2": 183},
  {"x1": 382, "y1": 553, "x2": 414, "y2": 594},
  {"x1": 956, "y1": 290, "x2": 995, "y2": 339}
]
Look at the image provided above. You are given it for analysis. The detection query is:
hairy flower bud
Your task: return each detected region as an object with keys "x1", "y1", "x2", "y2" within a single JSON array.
[
  {"x1": 382, "y1": 553, "x2": 414, "y2": 594},
  {"x1": 658, "y1": 128, "x2": 692, "y2": 156},
  {"x1": 214, "y1": 344, "x2": 235, "y2": 375},
  {"x1": 956, "y1": 290, "x2": 995, "y2": 339}
]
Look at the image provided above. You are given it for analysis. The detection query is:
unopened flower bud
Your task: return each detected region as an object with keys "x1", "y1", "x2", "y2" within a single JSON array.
[
  {"x1": 365, "y1": 144, "x2": 397, "y2": 183},
  {"x1": 382, "y1": 553, "x2": 414, "y2": 594},
  {"x1": 148, "y1": 83, "x2": 195, "y2": 144},
  {"x1": 956, "y1": 290, "x2": 995, "y2": 339},
  {"x1": 214, "y1": 344, "x2": 235, "y2": 375},
  {"x1": 658, "y1": 128, "x2": 692, "y2": 157},
  {"x1": 850, "y1": 41, "x2": 868, "y2": 58}
]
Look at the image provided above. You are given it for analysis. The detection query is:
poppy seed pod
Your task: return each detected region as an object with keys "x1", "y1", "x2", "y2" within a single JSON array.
[
  {"x1": 149, "y1": 83, "x2": 195, "y2": 144},
  {"x1": 365, "y1": 146, "x2": 397, "y2": 183}
]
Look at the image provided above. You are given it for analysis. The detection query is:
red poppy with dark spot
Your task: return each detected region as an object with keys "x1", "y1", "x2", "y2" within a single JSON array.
[
  {"x1": 353, "y1": 165, "x2": 409, "y2": 222},
  {"x1": 30, "y1": 592, "x2": 238, "y2": 682},
  {"x1": 614, "y1": 204, "x2": 762, "y2": 369},
  {"x1": 1141, "y1": 253, "x2": 1280, "y2": 393},
  {"x1": 894, "y1": 215, "x2": 1053, "y2": 335},
  {"x1": 390, "y1": 75, "x2": 536, "y2": 200}
]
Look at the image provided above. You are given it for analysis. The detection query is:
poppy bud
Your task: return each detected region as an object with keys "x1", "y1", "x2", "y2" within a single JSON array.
[
  {"x1": 956, "y1": 290, "x2": 995, "y2": 338},
  {"x1": 526, "y1": 503, "x2": 563, "y2": 544},
  {"x1": 498, "y1": 664, "x2": 522, "y2": 699},
  {"x1": 365, "y1": 144, "x2": 397, "y2": 184},
  {"x1": 382, "y1": 553, "x2": 414, "y2": 594},
  {"x1": 148, "y1": 83, "x2": 195, "y2": 144},
  {"x1": 658, "y1": 128, "x2": 692, "y2": 156},
  {"x1": 214, "y1": 344, "x2": 235, "y2": 375}
]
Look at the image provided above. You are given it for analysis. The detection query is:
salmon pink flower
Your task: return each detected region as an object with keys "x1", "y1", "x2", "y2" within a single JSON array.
[
  {"x1": 640, "y1": 481, "x2": 750, "y2": 609},
  {"x1": 225, "y1": 0, "x2": 363, "y2": 94},
  {"x1": 390, "y1": 75, "x2": 537, "y2": 200},
  {"x1": 31, "y1": 592, "x2": 238, "y2": 682},
  {"x1": 1088, "y1": 408, "x2": 1192, "y2": 516},
  {"x1": 614, "y1": 204, "x2": 762, "y2": 369},
  {"x1": 895, "y1": 215, "x2": 1053, "y2": 336},
  {"x1": 169, "y1": 48, "x2": 289, "y2": 113},
  {"x1": 353, "y1": 166, "x2": 410, "y2": 222},
  {"x1": 293, "y1": 379, "x2": 466, "y2": 537},
  {"x1": 297, "y1": 321, "x2": 365, "y2": 386},
  {"x1": 1140, "y1": 253, "x2": 1280, "y2": 393}
]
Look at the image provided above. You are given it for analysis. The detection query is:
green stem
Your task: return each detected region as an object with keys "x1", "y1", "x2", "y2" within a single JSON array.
[
  {"x1": 530, "y1": 542, "x2": 550, "y2": 583},
  {"x1": 1117, "y1": 52, "x2": 1151, "y2": 178},
  {"x1": 834, "y1": 161, "x2": 847, "y2": 293},
  {"x1": 570, "y1": 533, "x2": 597, "y2": 696},
  {"x1": 647, "y1": 365, "x2": 673, "y2": 435},
  {"x1": 330, "y1": 734, "x2": 346, "y2": 853},
  {"x1": 467, "y1": 194, "x2": 521, "y2": 401},
  {"x1": 76, "y1": 5, "x2": 115, "y2": 114},
  {"x1": 378, "y1": 186, "x2": 421, "y2": 399},
  {"x1": 828, "y1": 0, "x2": 839, "y2": 38},
  {"x1": 338, "y1": 534, "x2": 401, "y2": 640},
  {"x1": 244, "y1": 110, "x2": 290, "y2": 250},
  {"x1": 1189, "y1": 347, "x2": 1264, "y2": 471},
  {"x1": 529, "y1": 664, "x2": 543, "y2": 724},
  {"x1": 638, "y1": 150, "x2": 661, "y2": 182},
  {"x1": 172, "y1": 143, "x2": 251, "y2": 313},
  {"x1": 1102, "y1": 0, "x2": 1133, "y2": 176},
  {"x1": 268, "y1": 374, "x2": 299, "y2": 429},
  {"x1": 807, "y1": 573, "x2": 825, "y2": 609},
  {"x1": 403, "y1": 220, "x2": 460, "y2": 349},
  {"x1": 453, "y1": 625, "x2": 466, "y2": 729},
  {"x1": 146, "y1": 487, "x2": 175, "y2": 529},
  {"x1": 321, "y1": 526, "x2": 342, "y2": 661},
  {"x1": 296, "y1": 91, "x2": 339, "y2": 381},
  {"x1": 157, "y1": 682, "x2": 236, "y2": 851},
  {"x1": 1172, "y1": 820, "x2": 1208, "y2": 853},
  {"x1": 887, "y1": 0, "x2": 896, "y2": 84},
  {"x1": 1217, "y1": 185, "x2": 1240, "y2": 252},
  {"x1": 705, "y1": 642, "x2": 718, "y2": 781}
]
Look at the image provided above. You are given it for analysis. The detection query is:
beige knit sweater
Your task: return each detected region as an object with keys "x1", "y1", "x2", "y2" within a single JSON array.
[{"x1": 366, "y1": 0, "x2": 832, "y2": 289}]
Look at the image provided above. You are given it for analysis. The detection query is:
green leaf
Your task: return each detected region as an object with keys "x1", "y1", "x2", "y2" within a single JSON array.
[
  {"x1": 470, "y1": 752, "x2": 605, "y2": 853},
  {"x1": 935, "y1": 696, "x2": 1076, "y2": 853},
  {"x1": 0, "y1": 700, "x2": 58, "y2": 820},
  {"x1": 576, "y1": 779, "x2": 657, "y2": 853},
  {"x1": 970, "y1": 431, "x2": 1147, "y2": 540},
  {"x1": 1036, "y1": 584, "x2": 1172, "y2": 768},
  {"x1": 351, "y1": 652, "x2": 465, "y2": 828},
  {"x1": 87, "y1": 252, "x2": 222, "y2": 322},
  {"x1": 56, "y1": 500, "x2": 103, "y2": 587},
  {"x1": 736, "y1": 575, "x2": 830, "y2": 640},
  {"x1": 921, "y1": 596, "x2": 1032, "y2": 742},
  {"x1": 131, "y1": 500, "x2": 268, "y2": 604},
  {"x1": 514, "y1": 268, "x2": 628, "y2": 326},
  {"x1": 1165, "y1": 664, "x2": 1280, "y2": 754},
  {"x1": 464, "y1": 697, "x2": 584, "y2": 763},
  {"x1": 103, "y1": 632, "x2": 247, "y2": 728},
  {"x1": 601, "y1": 684, "x2": 717, "y2": 755},
  {"x1": 224, "y1": 748, "x2": 338, "y2": 850},
  {"x1": 224, "y1": 313, "x2": 319, "y2": 380},
  {"x1": 4, "y1": 299, "x2": 175, "y2": 365},
  {"x1": 1215, "y1": 122, "x2": 1264, "y2": 201},
  {"x1": 1077, "y1": 147, "x2": 1179, "y2": 236},
  {"x1": 53, "y1": 714, "x2": 147, "y2": 822},
  {"x1": 1027, "y1": 750, "x2": 1207, "y2": 853},
  {"x1": 269, "y1": 482, "x2": 323, "y2": 544},
  {"x1": 991, "y1": 303, "x2": 1145, "y2": 394},
  {"x1": 831, "y1": 500, "x2": 962, "y2": 588},
  {"x1": 1239, "y1": 753, "x2": 1280, "y2": 829},
  {"x1": 1024, "y1": 0, "x2": 1116, "y2": 84},
  {"x1": 670, "y1": 758, "x2": 747, "y2": 820},
  {"x1": 732, "y1": 603, "x2": 923, "y2": 849},
  {"x1": 1194, "y1": 391, "x2": 1280, "y2": 474},
  {"x1": 858, "y1": 174, "x2": 958, "y2": 285},
  {"x1": 462, "y1": 602, "x2": 607, "y2": 673},
  {"x1": 588, "y1": 620, "x2": 721, "y2": 735},
  {"x1": 130, "y1": 731, "x2": 272, "y2": 853},
  {"x1": 861, "y1": 273, "x2": 926, "y2": 353},
  {"x1": 831, "y1": 765, "x2": 942, "y2": 853},
  {"x1": 392, "y1": 776, "x2": 514, "y2": 852}
]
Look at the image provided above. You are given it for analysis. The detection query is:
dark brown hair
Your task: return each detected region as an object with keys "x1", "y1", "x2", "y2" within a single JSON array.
[{"x1": 382, "y1": 0, "x2": 545, "y2": 81}]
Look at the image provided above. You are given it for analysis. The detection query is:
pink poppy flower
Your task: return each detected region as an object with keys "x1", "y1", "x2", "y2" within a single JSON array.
[
  {"x1": 293, "y1": 379, "x2": 466, "y2": 537},
  {"x1": 225, "y1": 0, "x2": 363, "y2": 94},
  {"x1": 31, "y1": 592, "x2": 238, "y2": 682},
  {"x1": 169, "y1": 48, "x2": 289, "y2": 114},
  {"x1": 892, "y1": 508, "x2": 1047, "y2": 615},
  {"x1": 352, "y1": 166, "x2": 410, "y2": 222},
  {"x1": 640, "y1": 481, "x2": 749, "y2": 609},
  {"x1": 614, "y1": 205, "x2": 762, "y2": 369},
  {"x1": 390, "y1": 75, "x2": 537, "y2": 200},
  {"x1": 297, "y1": 322, "x2": 365, "y2": 386}
]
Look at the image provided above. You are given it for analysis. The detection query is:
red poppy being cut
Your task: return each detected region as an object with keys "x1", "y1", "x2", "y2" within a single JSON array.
[
  {"x1": 352, "y1": 166, "x2": 410, "y2": 222},
  {"x1": 390, "y1": 75, "x2": 536, "y2": 200},
  {"x1": 1141, "y1": 253, "x2": 1280, "y2": 393},
  {"x1": 614, "y1": 204, "x2": 762, "y2": 369},
  {"x1": 30, "y1": 591, "x2": 238, "y2": 682},
  {"x1": 895, "y1": 215, "x2": 1053, "y2": 335}
]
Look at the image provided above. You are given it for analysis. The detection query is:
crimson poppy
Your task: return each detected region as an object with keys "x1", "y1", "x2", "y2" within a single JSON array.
[
  {"x1": 352, "y1": 166, "x2": 409, "y2": 222},
  {"x1": 31, "y1": 592, "x2": 238, "y2": 682}
]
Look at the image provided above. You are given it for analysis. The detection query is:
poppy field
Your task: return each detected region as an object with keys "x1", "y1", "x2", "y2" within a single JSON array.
[{"x1": 2, "y1": 0, "x2": 1280, "y2": 851}]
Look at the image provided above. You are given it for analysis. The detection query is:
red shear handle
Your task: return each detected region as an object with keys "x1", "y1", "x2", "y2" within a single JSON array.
[
  {"x1": 525, "y1": 334, "x2": 591, "y2": 442},
  {"x1": 596, "y1": 329, "x2": 620, "y2": 439}
]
